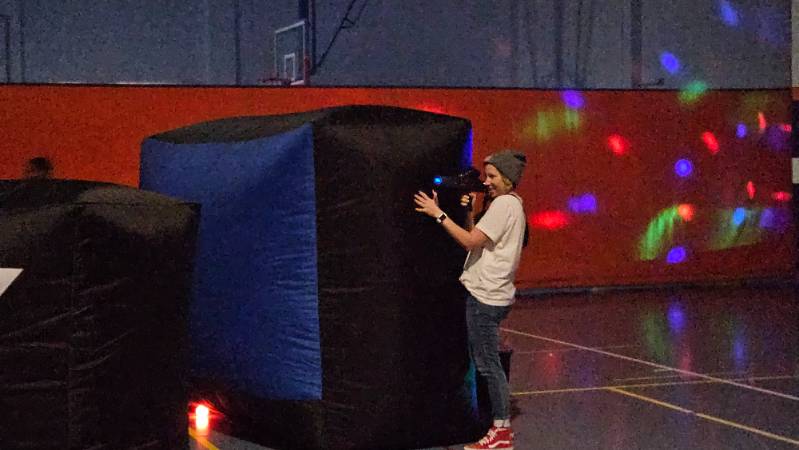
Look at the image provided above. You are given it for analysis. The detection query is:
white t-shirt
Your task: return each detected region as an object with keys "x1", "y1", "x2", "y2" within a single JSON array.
[{"x1": 459, "y1": 193, "x2": 525, "y2": 306}]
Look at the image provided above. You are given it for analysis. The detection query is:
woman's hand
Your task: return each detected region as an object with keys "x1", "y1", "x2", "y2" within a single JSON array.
[
  {"x1": 460, "y1": 193, "x2": 476, "y2": 210},
  {"x1": 414, "y1": 190, "x2": 443, "y2": 218}
]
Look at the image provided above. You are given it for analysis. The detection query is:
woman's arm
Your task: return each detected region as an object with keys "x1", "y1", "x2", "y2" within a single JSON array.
[{"x1": 414, "y1": 191, "x2": 490, "y2": 251}]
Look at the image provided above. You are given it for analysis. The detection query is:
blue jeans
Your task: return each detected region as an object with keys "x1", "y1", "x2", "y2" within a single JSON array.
[{"x1": 465, "y1": 294, "x2": 511, "y2": 421}]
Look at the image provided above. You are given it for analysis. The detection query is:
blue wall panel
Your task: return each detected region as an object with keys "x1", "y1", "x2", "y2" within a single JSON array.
[{"x1": 140, "y1": 124, "x2": 321, "y2": 400}]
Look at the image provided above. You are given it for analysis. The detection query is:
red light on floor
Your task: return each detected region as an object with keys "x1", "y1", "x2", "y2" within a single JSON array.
[
  {"x1": 757, "y1": 112, "x2": 767, "y2": 133},
  {"x1": 607, "y1": 134, "x2": 629, "y2": 155},
  {"x1": 677, "y1": 204, "x2": 694, "y2": 222},
  {"x1": 701, "y1": 132, "x2": 719, "y2": 154},
  {"x1": 746, "y1": 181, "x2": 755, "y2": 199},
  {"x1": 195, "y1": 404, "x2": 210, "y2": 431},
  {"x1": 772, "y1": 191, "x2": 792, "y2": 202},
  {"x1": 530, "y1": 211, "x2": 569, "y2": 230}
]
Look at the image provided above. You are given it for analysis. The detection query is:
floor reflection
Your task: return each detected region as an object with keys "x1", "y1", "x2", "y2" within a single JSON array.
[{"x1": 191, "y1": 284, "x2": 799, "y2": 449}]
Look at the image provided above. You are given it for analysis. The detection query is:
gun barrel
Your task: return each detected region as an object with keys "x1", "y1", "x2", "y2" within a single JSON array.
[{"x1": 433, "y1": 168, "x2": 486, "y2": 192}]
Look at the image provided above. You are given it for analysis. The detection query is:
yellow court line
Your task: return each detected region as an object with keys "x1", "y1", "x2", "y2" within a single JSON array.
[
  {"x1": 189, "y1": 427, "x2": 221, "y2": 450},
  {"x1": 513, "y1": 385, "x2": 606, "y2": 396},
  {"x1": 607, "y1": 387, "x2": 799, "y2": 447},
  {"x1": 607, "y1": 387, "x2": 693, "y2": 413},
  {"x1": 501, "y1": 327, "x2": 799, "y2": 401},
  {"x1": 512, "y1": 375, "x2": 797, "y2": 397}
]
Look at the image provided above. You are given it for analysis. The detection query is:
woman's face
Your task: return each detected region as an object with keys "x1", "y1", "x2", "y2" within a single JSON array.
[{"x1": 483, "y1": 164, "x2": 512, "y2": 198}]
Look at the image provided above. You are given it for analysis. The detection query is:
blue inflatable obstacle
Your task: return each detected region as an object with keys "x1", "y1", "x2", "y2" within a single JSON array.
[
  {"x1": 140, "y1": 105, "x2": 482, "y2": 449},
  {"x1": 0, "y1": 180, "x2": 199, "y2": 449}
]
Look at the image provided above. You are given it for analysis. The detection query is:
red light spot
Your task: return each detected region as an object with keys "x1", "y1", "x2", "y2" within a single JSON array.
[
  {"x1": 772, "y1": 191, "x2": 792, "y2": 202},
  {"x1": 195, "y1": 405, "x2": 210, "y2": 431},
  {"x1": 746, "y1": 181, "x2": 755, "y2": 199},
  {"x1": 780, "y1": 123, "x2": 792, "y2": 133},
  {"x1": 530, "y1": 211, "x2": 569, "y2": 230},
  {"x1": 758, "y1": 112, "x2": 767, "y2": 133},
  {"x1": 607, "y1": 134, "x2": 629, "y2": 155},
  {"x1": 416, "y1": 103, "x2": 446, "y2": 114},
  {"x1": 701, "y1": 132, "x2": 719, "y2": 154},
  {"x1": 679, "y1": 349, "x2": 693, "y2": 373},
  {"x1": 190, "y1": 401, "x2": 222, "y2": 435},
  {"x1": 677, "y1": 204, "x2": 694, "y2": 222}
]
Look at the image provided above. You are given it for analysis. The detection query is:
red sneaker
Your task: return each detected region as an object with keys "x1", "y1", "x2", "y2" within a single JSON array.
[{"x1": 464, "y1": 426, "x2": 514, "y2": 450}]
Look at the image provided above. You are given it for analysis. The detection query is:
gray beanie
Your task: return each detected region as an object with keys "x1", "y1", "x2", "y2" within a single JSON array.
[{"x1": 484, "y1": 150, "x2": 527, "y2": 185}]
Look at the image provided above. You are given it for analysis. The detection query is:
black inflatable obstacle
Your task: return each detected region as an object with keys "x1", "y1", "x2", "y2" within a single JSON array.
[
  {"x1": 0, "y1": 180, "x2": 199, "y2": 450},
  {"x1": 141, "y1": 105, "x2": 483, "y2": 449}
]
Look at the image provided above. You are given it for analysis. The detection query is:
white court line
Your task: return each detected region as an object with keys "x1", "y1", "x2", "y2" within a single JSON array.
[
  {"x1": 513, "y1": 344, "x2": 637, "y2": 355},
  {"x1": 501, "y1": 327, "x2": 799, "y2": 402},
  {"x1": 613, "y1": 369, "x2": 748, "y2": 382}
]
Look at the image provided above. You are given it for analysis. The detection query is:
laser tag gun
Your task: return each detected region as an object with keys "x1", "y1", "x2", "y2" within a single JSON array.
[
  {"x1": 432, "y1": 168, "x2": 486, "y2": 194},
  {"x1": 431, "y1": 167, "x2": 486, "y2": 212}
]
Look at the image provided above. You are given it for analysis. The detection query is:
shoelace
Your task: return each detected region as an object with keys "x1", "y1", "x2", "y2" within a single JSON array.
[{"x1": 478, "y1": 428, "x2": 498, "y2": 445}]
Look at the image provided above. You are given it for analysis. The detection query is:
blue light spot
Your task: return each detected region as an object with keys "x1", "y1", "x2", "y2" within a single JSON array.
[
  {"x1": 562, "y1": 90, "x2": 584, "y2": 109},
  {"x1": 765, "y1": 126, "x2": 790, "y2": 152},
  {"x1": 675, "y1": 159, "x2": 693, "y2": 177},
  {"x1": 433, "y1": 176, "x2": 442, "y2": 185},
  {"x1": 732, "y1": 337, "x2": 746, "y2": 363},
  {"x1": 660, "y1": 52, "x2": 681, "y2": 75},
  {"x1": 732, "y1": 207, "x2": 746, "y2": 226},
  {"x1": 757, "y1": 207, "x2": 791, "y2": 232},
  {"x1": 720, "y1": 0, "x2": 740, "y2": 26},
  {"x1": 736, "y1": 123, "x2": 747, "y2": 138},
  {"x1": 758, "y1": 207, "x2": 790, "y2": 232},
  {"x1": 568, "y1": 193, "x2": 598, "y2": 214},
  {"x1": 758, "y1": 208, "x2": 774, "y2": 228},
  {"x1": 667, "y1": 302, "x2": 686, "y2": 332},
  {"x1": 666, "y1": 246, "x2": 687, "y2": 264},
  {"x1": 580, "y1": 194, "x2": 597, "y2": 213}
]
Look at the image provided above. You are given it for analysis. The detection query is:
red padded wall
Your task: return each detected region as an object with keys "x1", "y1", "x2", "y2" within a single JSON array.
[{"x1": 0, "y1": 85, "x2": 792, "y2": 288}]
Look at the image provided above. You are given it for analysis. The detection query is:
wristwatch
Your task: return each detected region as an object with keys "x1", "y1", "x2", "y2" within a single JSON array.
[{"x1": 436, "y1": 212, "x2": 448, "y2": 224}]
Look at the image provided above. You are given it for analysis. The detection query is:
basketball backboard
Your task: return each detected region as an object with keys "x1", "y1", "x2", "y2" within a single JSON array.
[{"x1": 274, "y1": 20, "x2": 308, "y2": 85}]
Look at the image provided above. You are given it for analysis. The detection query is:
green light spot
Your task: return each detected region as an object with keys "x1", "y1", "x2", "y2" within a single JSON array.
[
  {"x1": 679, "y1": 81, "x2": 708, "y2": 104},
  {"x1": 563, "y1": 110, "x2": 581, "y2": 131},
  {"x1": 536, "y1": 111, "x2": 554, "y2": 141},
  {"x1": 642, "y1": 313, "x2": 671, "y2": 364},
  {"x1": 638, "y1": 206, "x2": 680, "y2": 260}
]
